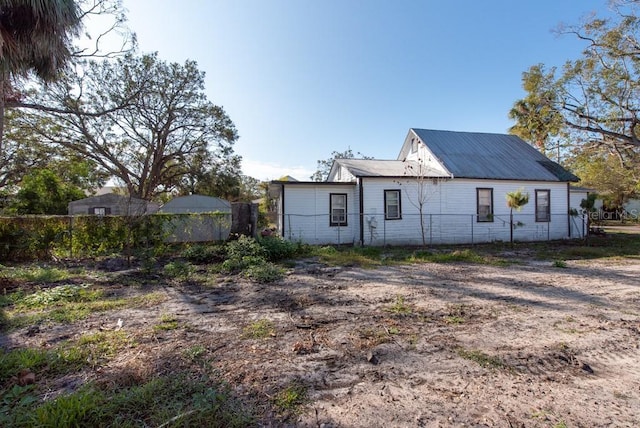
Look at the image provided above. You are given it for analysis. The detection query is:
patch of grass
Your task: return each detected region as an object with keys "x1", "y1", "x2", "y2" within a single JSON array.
[
  {"x1": 5, "y1": 291, "x2": 167, "y2": 330},
  {"x1": 456, "y1": 348, "x2": 506, "y2": 369},
  {"x1": 163, "y1": 260, "x2": 194, "y2": 278},
  {"x1": 311, "y1": 246, "x2": 381, "y2": 268},
  {"x1": 181, "y1": 244, "x2": 226, "y2": 264},
  {"x1": 385, "y1": 295, "x2": 412, "y2": 315},
  {"x1": 0, "y1": 265, "x2": 72, "y2": 283},
  {"x1": 2, "y1": 374, "x2": 253, "y2": 428},
  {"x1": 16, "y1": 284, "x2": 103, "y2": 310},
  {"x1": 273, "y1": 383, "x2": 307, "y2": 414},
  {"x1": 75, "y1": 330, "x2": 136, "y2": 368},
  {"x1": 0, "y1": 330, "x2": 135, "y2": 386},
  {"x1": 243, "y1": 260, "x2": 285, "y2": 283},
  {"x1": 445, "y1": 315, "x2": 465, "y2": 324},
  {"x1": 184, "y1": 345, "x2": 207, "y2": 361},
  {"x1": 356, "y1": 327, "x2": 390, "y2": 348},
  {"x1": 154, "y1": 314, "x2": 179, "y2": 331},
  {"x1": 534, "y1": 233, "x2": 640, "y2": 261},
  {"x1": 419, "y1": 249, "x2": 488, "y2": 263},
  {"x1": 445, "y1": 303, "x2": 471, "y2": 324},
  {"x1": 553, "y1": 259, "x2": 567, "y2": 268},
  {"x1": 242, "y1": 319, "x2": 275, "y2": 339}
]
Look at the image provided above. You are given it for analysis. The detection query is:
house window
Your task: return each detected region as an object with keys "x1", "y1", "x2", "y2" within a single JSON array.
[
  {"x1": 410, "y1": 138, "x2": 417, "y2": 153},
  {"x1": 330, "y1": 193, "x2": 347, "y2": 226},
  {"x1": 91, "y1": 207, "x2": 110, "y2": 216},
  {"x1": 476, "y1": 188, "x2": 493, "y2": 222},
  {"x1": 535, "y1": 189, "x2": 550, "y2": 222},
  {"x1": 384, "y1": 190, "x2": 402, "y2": 220}
]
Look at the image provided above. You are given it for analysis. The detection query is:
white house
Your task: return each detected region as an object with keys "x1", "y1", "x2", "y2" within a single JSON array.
[{"x1": 270, "y1": 129, "x2": 585, "y2": 246}]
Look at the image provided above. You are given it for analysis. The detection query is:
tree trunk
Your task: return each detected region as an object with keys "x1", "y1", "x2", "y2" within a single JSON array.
[
  {"x1": 419, "y1": 205, "x2": 426, "y2": 246},
  {"x1": 0, "y1": 75, "x2": 5, "y2": 156}
]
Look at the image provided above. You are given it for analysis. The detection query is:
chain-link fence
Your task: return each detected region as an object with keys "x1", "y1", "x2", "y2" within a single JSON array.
[{"x1": 282, "y1": 212, "x2": 588, "y2": 246}]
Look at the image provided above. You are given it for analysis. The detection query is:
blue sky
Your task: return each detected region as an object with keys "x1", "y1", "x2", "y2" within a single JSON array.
[{"x1": 119, "y1": 0, "x2": 610, "y2": 181}]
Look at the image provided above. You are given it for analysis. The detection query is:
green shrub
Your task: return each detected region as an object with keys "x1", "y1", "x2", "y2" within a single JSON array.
[
  {"x1": 163, "y1": 261, "x2": 194, "y2": 278},
  {"x1": 18, "y1": 284, "x2": 101, "y2": 309},
  {"x1": 226, "y1": 236, "x2": 266, "y2": 260},
  {"x1": 258, "y1": 236, "x2": 298, "y2": 261},
  {"x1": 244, "y1": 260, "x2": 285, "y2": 283},
  {"x1": 221, "y1": 255, "x2": 265, "y2": 274},
  {"x1": 181, "y1": 244, "x2": 226, "y2": 264}
]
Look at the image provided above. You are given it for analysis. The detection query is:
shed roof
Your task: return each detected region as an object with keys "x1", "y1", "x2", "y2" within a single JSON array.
[
  {"x1": 159, "y1": 195, "x2": 231, "y2": 213},
  {"x1": 334, "y1": 159, "x2": 450, "y2": 178},
  {"x1": 68, "y1": 193, "x2": 147, "y2": 207},
  {"x1": 411, "y1": 129, "x2": 579, "y2": 182}
]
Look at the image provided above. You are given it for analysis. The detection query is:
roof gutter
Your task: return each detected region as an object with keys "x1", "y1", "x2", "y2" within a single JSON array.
[{"x1": 359, "y1": 178, "x2": 364, "y2": 246}]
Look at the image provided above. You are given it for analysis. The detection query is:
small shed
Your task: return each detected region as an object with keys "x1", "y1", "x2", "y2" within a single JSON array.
[
  {"x1": 158, "y1": 195, "x2": 232, "y2": 242},
  {"x1": 68, "y1": 193, "x2": 160, "y2": 216}
]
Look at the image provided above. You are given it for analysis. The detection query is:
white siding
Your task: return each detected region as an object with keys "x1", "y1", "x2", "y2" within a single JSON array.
[
  {"x1": 282, "y1": 184, "x2": 356, "y2": 245},
  {"x1": 361, "y1": 178, "x2": 572, "y2": 245},
  {"x1": 280, "y1": 179, "x2": 576, "y2": 246},
  {"x1": 397, "y1": 130, "x2": 449, "y2": 176}
]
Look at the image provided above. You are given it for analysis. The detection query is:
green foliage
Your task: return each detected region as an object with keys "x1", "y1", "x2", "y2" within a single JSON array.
[
  {"x1": 163, "y1": 261, "x2": 194, "y2": 279},
  {"x1": 5, "y1": 290, "x2": 166, "y2": 331},
  {"x1": 154, "y1": 314, "x2": 179, "y2": 331},
  {"x1": 226, "y1": 235, "x2": 266, "y2": 260},
  {"x1": 183, "y1": 345, "x2": 207, "y2": 361},
  {"x1": 512, "y1": 4, "x2": 640, "y2": 189},
  {"x1": 456, "y1": 348, "x2": 506, "y2": 369},
  {"x1": 506, "y1": 188, "x2": 530, "y2": 211},
  {"x1": 569, "y1": 148, "x2": 638, "y2": 208},
  {"x1": 0, "y1": 214, "x2": 191, "y2": 261},
  {"x1": 2, "y1": 375, "x2": 252, "y2": 428},
  {"x1": 17, "y1": 284, "x2": 100, "y2": 309},
  {"x1": 9, "y1": 169, "x2": 85, "y2": 215},
  {"x1": 242, "y1": 319, "x2": 275, "y2": 339},
  {"x1": 258, "y1": 236, "x2": 299, "y2": 261},
  {"x1": 243, "y1": 260, "x2": 285, "y2": 283},
  {"x1": 553, "y1": 260, "x2": 567, "y2": 268},
  {"x1": 311, "y1": 246, "x2": 381, "y2": 268},
  {"x1": 181, "y1": 244, "x2": 226, "y2": 264},
  {"x1": 0, "y1": 216, "x2": 70, "y2": 261},
  {"x1": 1, "y1": 265, "x2": 71, "y2": 283},
  {"x1": 385, "y1": 295, "x2": 413, "y2": 315},
  {"x1": 273, "y1": 383, "x2": 307, "y2": 413},
  {"x1": 22, "y1": 52, "x2": 240, "y2": 201}
]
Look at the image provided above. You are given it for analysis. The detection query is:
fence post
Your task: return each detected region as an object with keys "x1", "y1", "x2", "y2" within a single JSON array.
[
  {"x1": 429, "y1": 214, "x2": 433, "y2": 246},
  {"x1": 471, "y1": 215, "x2": 474, "y2": 245},
  {"x1": 383, "y1": 216, "x2": 386, "y2": 246},
  {"x1": 68, "y1": 215, "x2": 73, "y2": 259}
]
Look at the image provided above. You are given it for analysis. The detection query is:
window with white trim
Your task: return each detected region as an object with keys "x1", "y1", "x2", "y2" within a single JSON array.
[
  {"x1": 384, "y1": 190, "x2": 402, "y2": 220},
  {"x1": 330, "y1": 193, "x2": 347, "y2": 226},
  {"x1": 91, "y1": 207, "x2": 110, "y2": 216},
  {"x1": 535, "y1": 189, "x2": 550, "y2": 222},
  {"x1": 476, "y1": 188, "x2": 493, "y2": 222}
]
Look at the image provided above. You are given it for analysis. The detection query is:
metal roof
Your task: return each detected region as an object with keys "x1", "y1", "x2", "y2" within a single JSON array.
[
  {"x1": 335, "y1": 159, "x2": 450, "y2": 178},
  {"x1": 411, "y1": 129, "x2": 579, "y2": 182}
]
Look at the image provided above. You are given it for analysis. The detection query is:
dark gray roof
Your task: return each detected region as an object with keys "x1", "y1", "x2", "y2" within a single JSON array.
[
  {"x1": 412, "y1": 129, "x2": 579, "y2": 182},
  {"x1": 335, "y1": 159, "x2": 450, "y2": 178}
]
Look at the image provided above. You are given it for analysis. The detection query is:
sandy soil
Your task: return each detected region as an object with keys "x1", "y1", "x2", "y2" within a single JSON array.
[{"x1": 5, "y1": 256, "x2": 640, "y2": 427}]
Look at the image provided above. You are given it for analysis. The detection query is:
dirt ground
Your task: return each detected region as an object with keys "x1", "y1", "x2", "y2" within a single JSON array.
[{"x1": 4, "y1": 254, "x2": 640, "y2": 427}]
